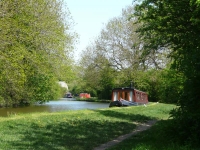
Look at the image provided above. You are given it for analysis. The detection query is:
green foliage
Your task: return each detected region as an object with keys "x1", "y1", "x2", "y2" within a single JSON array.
[
  {"x1": 0, "y1": 96, "x2": 5, "y2": 107},
  {"x1": 77, "y1": 5, "x2": 172, "y2": 101},
  {"x1": 134, "y1": 0, "x2": 200, "y2": 145},
  {"x1": 97, "y1": 66, "x2": 116, "y2": 99},
  {"x1": 133, "y1": 69, "x2": 185, "y2": 103},
  {"x1": 157, "y1": 69, "x2": 185, "y2": 104},
  {"x1": 108, "y1": 120, "x2": 196, "y2": 150},
  {"x1": 25, "y1": 73, "x2": 64, "y2": 103},
  {"x1": 75, "y1": 97, "x2": 111, "y2": 103},
  {"x1": 133, "y1": 70, "x2": 161, "y2": 102},
  {"x1": 0, "y1": 0, "x2": 76, "y2": 106}
]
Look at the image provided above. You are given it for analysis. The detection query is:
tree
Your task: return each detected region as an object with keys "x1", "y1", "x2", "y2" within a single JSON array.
[
  {"x1": 76, "y1": 5, "x2": 172, "y2": 100},
  {"x1": 133, "y1": 0, "x2": 200, "y2": 145},
  {"x1": 77, "y1": 6, "x2": 142, "y2": 97},
  {"x1": 96, "y1": 6, "x2": 142, "y2": 71},
  {"x1": 0, "y1": 0, "x2": 76, "y2": 106}
]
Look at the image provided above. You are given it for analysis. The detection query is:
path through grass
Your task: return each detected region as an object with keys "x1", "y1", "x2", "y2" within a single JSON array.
[{"x1": 0, "y1": 103, "x2": 175, "y2": 150}]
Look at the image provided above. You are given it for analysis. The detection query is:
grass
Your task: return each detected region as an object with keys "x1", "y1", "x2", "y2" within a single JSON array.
[
  {"x1": 107, "y1": 120, "x2": 195, "y2": 150},
  {"x1": 75, "y1": 97, "x2": 110, "y2": 103},
  {"x1": 0, "y1": 102, "x2": 194, "y2": 150}
]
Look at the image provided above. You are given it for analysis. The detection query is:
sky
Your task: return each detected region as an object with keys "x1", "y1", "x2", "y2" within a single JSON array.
[{"x1": 64, "y1": 0, "x2": 133, "y2": 61}]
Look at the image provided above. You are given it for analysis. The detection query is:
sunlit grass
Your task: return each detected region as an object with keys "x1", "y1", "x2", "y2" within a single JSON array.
[
  {"x1": 75, "y1": 97, "x2": 110, "y2": 103},
  {"x1": 0, "y1": 103, "x2": 180, "y2": 149},
  {"x1": 107, "y1": 119, "x2": 196, "y2": 150}
]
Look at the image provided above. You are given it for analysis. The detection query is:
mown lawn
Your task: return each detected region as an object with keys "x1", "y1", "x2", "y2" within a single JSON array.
[{"x1": 0, "y1": 102, "x2": 189, "y2": 150}]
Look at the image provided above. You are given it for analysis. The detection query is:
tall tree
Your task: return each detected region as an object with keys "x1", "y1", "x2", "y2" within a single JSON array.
[
  {"x1": 0, "y1": 0, "x2": 76, "y2": 106},
  {"x1": 77, "y1": 5, "x2": 171, "y2": 99},
  {"x1": 133, "y1": 0, "x2": 200, "y2": 144}
]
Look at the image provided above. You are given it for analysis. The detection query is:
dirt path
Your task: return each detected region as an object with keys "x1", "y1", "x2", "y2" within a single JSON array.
[{"x1": 93, "y1": 120, "x2": 157, "y2": 150}]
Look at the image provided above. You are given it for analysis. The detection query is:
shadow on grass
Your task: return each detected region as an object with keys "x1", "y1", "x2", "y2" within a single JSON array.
[
  {"x1": 92, "y1": 108, "x2": 156, "y2": 123},
  {"x1": 6, "y1": 111, "x2": 156, "y2": 150},
  {"x1": 8, "y1": 120, "x2": 132, "y2": 149},
  {"x1": 107, "y1": 120, "x2": 195, "y2": 150}
]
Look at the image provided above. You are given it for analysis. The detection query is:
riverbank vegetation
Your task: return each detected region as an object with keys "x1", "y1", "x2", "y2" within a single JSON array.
[
  {"x1": 0, "y1": 0, "x2": 77, "y2": 107},
  {"x1": 1, "y1": 103, "x2": 195, "y2": 150},
  {"x1": 75, "y1": 97, "x2": 110, "y2": 103}
]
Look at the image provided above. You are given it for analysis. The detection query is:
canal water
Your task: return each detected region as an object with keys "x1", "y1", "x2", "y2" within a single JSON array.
[{"x1": 0, "y1": 98, "x2": 110, "y2": 117}]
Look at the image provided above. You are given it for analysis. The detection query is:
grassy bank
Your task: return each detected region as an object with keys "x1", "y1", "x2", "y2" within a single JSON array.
[
  {"x1": 75, "y1": 97, "x2": 110, "y2": 103},
  {"x1": 108, "y1": 119, "x2": 194, "y2": 150},
  {"x1": 0, "y1": 103, "x2": 193, "y2": 150}
]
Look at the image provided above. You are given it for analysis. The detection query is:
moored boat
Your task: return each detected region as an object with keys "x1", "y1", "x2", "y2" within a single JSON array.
[
  {"x1": 109, "y1": 86, "x2": 148, "y2": 107},
  {"x1": 109, "y1": 99, "x2": 138, "y2": 107},
  {"x1": 64, "y1": 93, "x2": 73, "y2": 98}
]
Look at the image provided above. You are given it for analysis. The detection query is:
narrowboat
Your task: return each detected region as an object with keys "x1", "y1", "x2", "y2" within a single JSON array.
[
  {"x1": 109, "y1": 87, "x2": 148, "y2": 107},
  {"x1": 64, "y1": 93, "x2": 73, "y2": 98},
  {"x1": 79, "y1": 93, "x2": 91, "y2": 98}
]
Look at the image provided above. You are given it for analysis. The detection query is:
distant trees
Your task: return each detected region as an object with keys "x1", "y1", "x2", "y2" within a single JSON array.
[
  {"x1": 74, "y1": 5, "x2": 173, "y2": 100},
  {"x1": 0, "y1": 0, "x2": 76, "y2": 106}
]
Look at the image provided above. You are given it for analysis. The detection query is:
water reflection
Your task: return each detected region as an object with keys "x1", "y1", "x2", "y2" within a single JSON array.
[{"x1": 0, "y1": 98, "x2": 109, "y2": 117}]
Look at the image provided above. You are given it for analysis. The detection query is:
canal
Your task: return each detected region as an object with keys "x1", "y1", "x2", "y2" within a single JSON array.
[{"x1": 0, "y1": 98, "x2": 110, "y2": 117}]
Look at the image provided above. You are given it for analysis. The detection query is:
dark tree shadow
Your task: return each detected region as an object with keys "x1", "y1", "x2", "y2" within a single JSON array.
[
  {"x1": 92, "y1": 108, "x2": 156, "y2": 123},
  {"x1": 6, "y1": 110, "x2": 157, "y2": 150},
  {"x1": 107, "y1": 120, "x2": 196, "y2": 150}
]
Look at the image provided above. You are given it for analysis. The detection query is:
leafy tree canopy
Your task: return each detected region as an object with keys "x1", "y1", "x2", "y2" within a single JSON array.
[
  {"x1": 133, "y1": 0, "x2": 200, "y2": 145},
  {"x1": 0, "y1": 0, "x2": 77, "y2": 106}
]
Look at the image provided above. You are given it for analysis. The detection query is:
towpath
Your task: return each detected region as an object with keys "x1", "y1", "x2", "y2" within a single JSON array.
[{"x1": 93, "y1": 120, "x2": 157, "y2": 150}]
